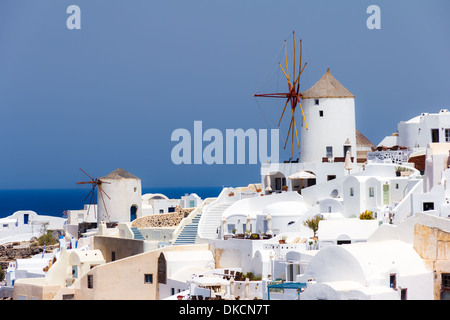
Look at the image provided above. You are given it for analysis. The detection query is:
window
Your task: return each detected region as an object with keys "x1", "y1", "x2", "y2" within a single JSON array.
[
  {"x1": 168, "y1": 207, "x2": 175, "y2": 213},
  {"x1": 423, "y1": 202, "x2": 434, "y2": 211},
  {"x1": 446, "y1": 129, "x2": 450, "y2": 142},
  {"x1": 395, "y1": 183, "x2": 399, "y2": 189},
  {"x1": 369, "y1": 187, "x2": 375, "y2": 197},
  {"x1": 144, "y1": 274, "x2": 153, "y2": 284},
  {"x1": 111, "y1": 251, "x2": 116, "y2": 262},
  {"x1": 431, "y1": 128, "x2": 439, "y2": 142},
  {"x1": 319, "y1": 110, "x2": 324, "y2": 117},
  {"x1": 443, "y1": 273, "x2": 450, "y2": 288},
  {"x1": 227, "y1": 224, "x2": 236, "y2": 234},
  {"x1": 350, "y1": 187, "x2": 354, "y2": 197},
  {"x1": 314, "y1": 99, "x2": 319, "y2": 105},
  {"x1": 263, "y1": 219, "x2": 268, "y2": 233},
  {"x1": 327, "y1": 175, "x2": 336, "y2": 181},
  {"x1": 326, "y1": 146, "x2": 333, "y2": 158},
  {"x1": 87, "y1": 275, "x2": 94, "y2": 289},
  {"x1": 72, "y1": 266, "x2": 78, "y2": 278},
  {"x1": 337, "y1": 240, "x2": 351, "y2": 245},
  {"x1": 390, "y1": 274, "x2": 397, "y2": 290},
  {"x1": 159, "y1": 209, "x2": 164, "y2": 213}
]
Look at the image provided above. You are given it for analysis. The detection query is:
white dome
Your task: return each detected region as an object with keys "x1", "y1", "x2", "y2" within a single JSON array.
[{"x1": 261, "y1": 201, "x2": 306, "y2": 217}]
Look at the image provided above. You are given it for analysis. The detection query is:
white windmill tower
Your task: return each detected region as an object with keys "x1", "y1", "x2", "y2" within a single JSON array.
[
  {"x1": 77, "y1": 168, "x2": 142, "y2": 224},
  {"x1": 299, "y1": 68, "x2": 356, "y2": 164}
]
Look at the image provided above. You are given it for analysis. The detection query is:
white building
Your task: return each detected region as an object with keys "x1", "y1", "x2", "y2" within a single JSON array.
[
  {"x1": 342, "y1": 163, "x2": 421, "y2": 220},
  {"x1": 317, "y1": 218, "x2": 380, "y2": 247},
  {"x1": 398, "y1": 109, "x2": 450, "y2": 149},
  {"x1": 409, "y1": 143, "x2": 450, "y2": 219},
  {"x1": 300, "y1": 68, "x2": 357, "y2": 164},
  {"x1": 376, "y1": 109, "x2": 450, "y2": 151},
  {"x1": 142, "y1": 193, "x2": 202, "y2": 215},
  {"x1": 97, "y1": 168, "x2": 142, "y2": 224},
  {"x1": 260, "y1": 69, "x2": 367, "y2": 196},
  {"x1": 64, "y1": 205, "x2": 98, "y2": 239},
  {"x1": 221, "y1": 192, "x2": 308, "y2": 237},
  {"x1": 299, "y1": 239, "x2": 433, "y2": 300},
  {"x1": 0, "y1": 211, "x2": 66, "y2": 245},
  {"x1": 5, "y1": 255, "x2": 52, "y2": 287}
]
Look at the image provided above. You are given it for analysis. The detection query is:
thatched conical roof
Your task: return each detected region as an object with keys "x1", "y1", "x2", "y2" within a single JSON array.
[
  {"x1": 301, "y1": 68, "x2": 354, "y2": 99},
  {"x1": 101, "y1": 168, "x2": 140, "y2": 180},
  {"x1": 356, "y1": 129, "x2": 375, "y2": 148}
]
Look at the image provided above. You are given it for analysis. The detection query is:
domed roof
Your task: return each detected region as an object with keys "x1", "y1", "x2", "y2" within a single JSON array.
[
  {"x1": 301, "y1": 68, "x2": 354, "y2": 99},
  {"x1": 261, "y1": 201, "x2": 306, "y2": 217}
]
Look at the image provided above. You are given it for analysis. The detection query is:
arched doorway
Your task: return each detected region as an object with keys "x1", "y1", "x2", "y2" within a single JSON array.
[
  {"x1": 266, "y1": 172, "x2": 286, "y2": 193},
  {"x1": 130, "y1": 205, "x2": 138, "y2": 222}
]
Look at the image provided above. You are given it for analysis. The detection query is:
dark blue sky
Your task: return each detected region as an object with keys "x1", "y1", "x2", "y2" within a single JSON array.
[{"x1": 0, "y1": 0, "x2": 449, "y2": 189}]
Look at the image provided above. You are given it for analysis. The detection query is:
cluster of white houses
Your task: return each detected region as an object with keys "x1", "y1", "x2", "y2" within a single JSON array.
[{"x1": 1, "y1": 69, "x2": 449, "y2": 300}]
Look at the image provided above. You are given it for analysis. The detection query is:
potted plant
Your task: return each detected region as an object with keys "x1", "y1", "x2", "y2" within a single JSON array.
[
  {"x1": 279, "y1": 236, "x2": 287, "y2": 244},
  {"x1": 282, "y1": 185, "x2": 288, "y2": 192},
  {"x1": 177, "y1": 295, "x2": 184, "y2": 300},
  {"x1": 302, "y1": 214, "x2": 324, "y2": 238},
  {"x1": 359, "y1": 210, "x2": 374, "y2": 220},
  {"x1": 250, "y1": 233, "x2": 259, "y2": 240}
]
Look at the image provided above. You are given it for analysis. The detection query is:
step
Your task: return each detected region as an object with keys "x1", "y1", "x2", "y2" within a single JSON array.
[{"x1": 131, "y1": 227, "x2": 145, "y2": 240}]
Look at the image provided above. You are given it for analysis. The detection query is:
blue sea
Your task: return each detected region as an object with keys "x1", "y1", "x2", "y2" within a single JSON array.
[{"x1": 0, "y1": 186, "x2": 223, "y2": 219}]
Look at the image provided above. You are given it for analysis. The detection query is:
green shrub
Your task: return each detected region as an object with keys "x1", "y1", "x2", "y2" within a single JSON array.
[{"x1": 35, "y1": 231, "x2": 58, "y2": 246}]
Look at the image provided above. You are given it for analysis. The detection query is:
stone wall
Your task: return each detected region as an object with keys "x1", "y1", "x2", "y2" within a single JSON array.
[
  {"x1": 414, "y1": 214, "x2": 450, "y2": 300},
  {"x1": 131, "y1": 206, "x2": 194, "y2": 228},
  {"x1": 0, "y1": 243, "x2": 57, "y2": 279}
]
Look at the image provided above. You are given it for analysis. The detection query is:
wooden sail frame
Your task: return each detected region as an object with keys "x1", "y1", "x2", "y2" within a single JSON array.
[{"x1": 254, "y1": 31, "x2": 308, "y2": 159}]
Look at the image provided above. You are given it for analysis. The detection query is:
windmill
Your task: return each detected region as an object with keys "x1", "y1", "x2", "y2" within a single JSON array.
[
  {"x1": 254, "y1": 31, "x2": 308, "y2": 160},
  {"x1": 76, "y1": 168, "x2": 111, "y2": 222}
]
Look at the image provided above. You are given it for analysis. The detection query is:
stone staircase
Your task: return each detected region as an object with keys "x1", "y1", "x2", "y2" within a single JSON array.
[
  {"x1": 197, "y1": 201, "x2": 235, "y2": 240},
  {"x1": 130, "y1": 227, "x2": 144, "y2": 240},
  {"x1": 172, "y1": 211, "x2": 202, "y2": 245}
]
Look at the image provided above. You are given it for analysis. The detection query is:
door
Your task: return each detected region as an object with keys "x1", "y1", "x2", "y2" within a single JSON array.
[
  {"x1": 275, "y1": 178, "x2": 282, "y2": 191},
  {"x1": 383, "y1": 184, "x2": 390, "y2": 205},
  {"x1": 431, "y1": 128, "x2": 439, "y2": 142},
  {"x1": 130, "y1": 205, "x2": 137, "y2": 221},
  {"x1": 23, "y1": 214, "x2": 29, "y2": 224}
]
